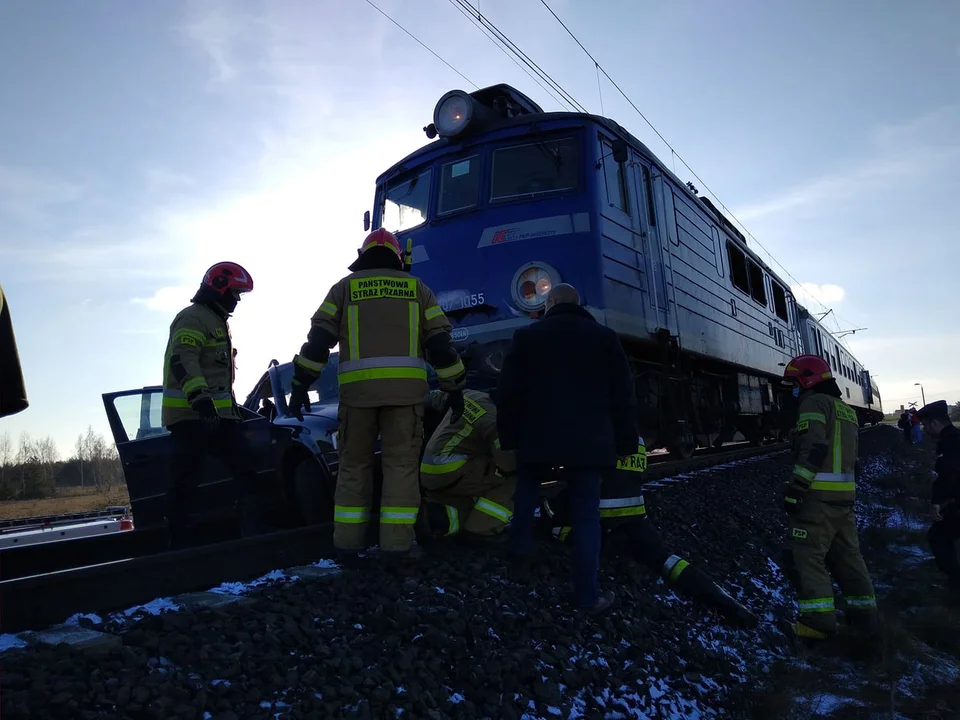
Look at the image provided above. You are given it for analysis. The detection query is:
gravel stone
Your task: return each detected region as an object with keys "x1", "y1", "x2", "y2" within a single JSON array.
[{"x1": 0, "y1": 429, "x2": 903, "y2": 718}]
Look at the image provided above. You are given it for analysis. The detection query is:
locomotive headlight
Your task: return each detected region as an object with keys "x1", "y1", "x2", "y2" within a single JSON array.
[
  {"x1": 511, "y1": 262, "x2": 561, "y2": 312},
  {"x1": 433, "y1": 90, "x2": 474, "y2": 138}
]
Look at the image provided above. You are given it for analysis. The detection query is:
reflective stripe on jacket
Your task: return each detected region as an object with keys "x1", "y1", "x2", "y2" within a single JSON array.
[
  {"x1": 161, "y1": 303, "x2": 240, "y2": 427},
  {"x1": 298, "y1": 268, "x2": 464, "y2": 407},
  {"x1": 790, "y1": 392, "x2": 859, "y2": 503},
  {"x1": 420, "y1": 390, "x2": 516, "y2": 478}
]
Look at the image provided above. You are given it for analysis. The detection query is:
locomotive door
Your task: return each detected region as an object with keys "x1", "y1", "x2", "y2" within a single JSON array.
[{"x1": 632, "y1": 158, "x2": 678, "y2": 337}]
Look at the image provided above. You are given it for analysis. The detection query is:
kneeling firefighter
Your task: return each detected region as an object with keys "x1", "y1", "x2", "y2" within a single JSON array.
[
  {"x1": 418, "y1": 386, "x2": 516, "y2": 545},
  {"x1": 541, "y1": 437, "x2": 757, "y2": 627},
  {"x1": 781, "y1": 354, "x2": 878, "y2": 640}
]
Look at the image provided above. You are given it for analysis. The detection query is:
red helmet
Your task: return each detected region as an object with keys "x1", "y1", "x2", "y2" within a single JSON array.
[
  {"x1": 783, "y1": 354, "x2": 833, "y2": 390},
  {"x1": 201, "y1": 262, "x2": 254, "y2": 296},
  {"x1": 359, "y1": 228, "x2": 402, "y2": 258}
]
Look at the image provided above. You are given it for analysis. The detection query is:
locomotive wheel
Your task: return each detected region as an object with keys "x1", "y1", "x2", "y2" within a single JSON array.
[{"x1": 668, "y1": 439, "x2": 696, "y2": 460}]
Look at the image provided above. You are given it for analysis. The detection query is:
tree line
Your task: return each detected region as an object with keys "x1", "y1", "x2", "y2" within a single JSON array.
[{"x1": 0, "y1": 427, "x2": 123, "y2": 501}]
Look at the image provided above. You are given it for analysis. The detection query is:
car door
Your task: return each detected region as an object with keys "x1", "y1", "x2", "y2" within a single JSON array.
[{"x1": 102, "y1": 388, "x2": 276, "y2": 530}]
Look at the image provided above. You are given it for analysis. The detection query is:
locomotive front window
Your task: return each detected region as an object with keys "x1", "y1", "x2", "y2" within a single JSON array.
[
  {"x1": 490, "y1": 136, "x2": 579, "y2": 202},
  {"x1": 381, "y1": 168, "x2": 432, "y2": 233},
  {"x1": 438, "y1": 155, "x2": 480, "y2": 215}
]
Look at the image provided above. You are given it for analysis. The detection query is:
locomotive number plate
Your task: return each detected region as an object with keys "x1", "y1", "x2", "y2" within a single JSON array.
[{"x1": 440, "y1": 292, "x2": 485, "y2": 312}]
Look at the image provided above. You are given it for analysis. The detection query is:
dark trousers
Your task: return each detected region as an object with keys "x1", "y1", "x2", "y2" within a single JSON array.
[
  {"x1": 513, "y1": 465, "x2": 602, "y2": 608},
  {"x1": 929, "y1": 515, "x2": 960, "y2": 585},
  {"x1": 167, "y1": 419, "x2": 257, "y2": 537}
]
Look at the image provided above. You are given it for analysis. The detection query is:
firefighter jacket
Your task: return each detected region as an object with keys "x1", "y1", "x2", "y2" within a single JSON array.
[
  {"x1": 421, "y1": 389, "x2": 515, "y2": 478},
  {"x1": 295, "y1": 268, "x2": 465, "y2": 408},
  {"x1": 600, "y1": 437, "x2": 648, "y2": 520},
  {"x1": 789, "y1": 391, "x2": 858, "y2": 504},
  {"x1": 932, "y1": 424, "x2": 960, "y2": 510},
  {"x1": 0, "y1": 282, "x2": 28, "y2": 419},
  {"x1": 161, "y1": 303, "x2": 241, "y2": 427}
]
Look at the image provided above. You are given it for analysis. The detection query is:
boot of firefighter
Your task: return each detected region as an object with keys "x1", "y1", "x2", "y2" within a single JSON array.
[{"x1": 668, "y1": 560, "x2": 758, "y2": 628}]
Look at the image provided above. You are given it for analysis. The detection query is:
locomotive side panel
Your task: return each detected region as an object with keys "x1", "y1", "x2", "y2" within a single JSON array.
[{"x1": 658, "y1": 178, "x2": 798, "y2": 375}]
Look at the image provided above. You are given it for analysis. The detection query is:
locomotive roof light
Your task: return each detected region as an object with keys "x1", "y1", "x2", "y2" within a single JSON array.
[
  {"x1": 511, "y1": 261, "x2": 561, "y2": 313},
  {"x1": 433, "y1": 90, "x2": 474, "y2": 138}
]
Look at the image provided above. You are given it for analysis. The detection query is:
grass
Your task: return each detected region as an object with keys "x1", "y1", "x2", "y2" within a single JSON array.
[
  {"x1": 748, "y1": 440, "x2": 960, "y2": 719},
  {"x1": 0, "y1": 485, "x2": 130, "y2": 520}
]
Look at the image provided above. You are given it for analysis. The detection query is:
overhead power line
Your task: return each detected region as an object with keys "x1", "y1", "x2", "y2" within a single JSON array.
[{"x1": 362, "y1": 0, "x2": 477, "y2": 89}]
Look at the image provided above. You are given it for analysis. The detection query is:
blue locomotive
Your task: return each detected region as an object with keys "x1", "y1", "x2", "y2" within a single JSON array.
[{"x1": 365, "y1": 84, "x2": 882, "y2": 456}]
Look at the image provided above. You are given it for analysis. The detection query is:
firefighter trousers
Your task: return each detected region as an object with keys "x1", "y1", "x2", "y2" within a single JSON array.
[
  {"x1": 421, "y1": 459, "x2": 515, "y2": 536},
  {"x1": 167, "y1": 419, "x2": 259, "y2": 543},
  {"x1": 334, "y1": 403, "x2": 423, "y2": 553},
  {"x1": 929, "y1": 515, "x2": 960, "y2": 587},
  {"x1": 786, "y1": 498, "x2": 877, "y2": 633}
]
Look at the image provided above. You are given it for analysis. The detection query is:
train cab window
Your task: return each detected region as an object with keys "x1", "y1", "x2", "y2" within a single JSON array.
[
  {"x1": 438, "y1": 155, "x2": 480, "y2": 216},
  {"x1": 772, "y1": 281, "x2": 789, "y2": 322},
  {"x1": 599, "y1": 137, "x2": 628, "y2": 213},
  {"x1": 726, "y1": 241, "x2": 750, "y2": 294},
  {"x1": 381, "y1": 168, "x2": 432, "y2": 232},
  {"x1": 747, "y1": 260, "x2": 766, "y2": 306},
  {"x1": 491, "y1": 136, "x2": 579, "y2": 202}
]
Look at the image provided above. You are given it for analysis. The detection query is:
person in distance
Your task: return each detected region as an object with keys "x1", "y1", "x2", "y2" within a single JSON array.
[
  {"x1": 498, "y1": 282, "x2": 638, "y2": 615},
  {"x1": 916, "y1": 400, "x2": 960, "y2": 595}
]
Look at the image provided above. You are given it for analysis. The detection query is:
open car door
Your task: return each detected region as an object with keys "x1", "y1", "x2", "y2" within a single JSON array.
[{"x1": 102, "y1": 387, "x2": 275, "y2": 530}]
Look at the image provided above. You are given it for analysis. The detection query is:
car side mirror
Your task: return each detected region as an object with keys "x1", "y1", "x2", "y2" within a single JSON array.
[{"x1": 363, "y1": 210, "x2": 371, "y2": 232}]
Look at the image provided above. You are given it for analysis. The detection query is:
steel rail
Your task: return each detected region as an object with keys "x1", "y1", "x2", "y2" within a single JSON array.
[{"x1": 0, "y1": 524, "x2": 335, "y2": 634}]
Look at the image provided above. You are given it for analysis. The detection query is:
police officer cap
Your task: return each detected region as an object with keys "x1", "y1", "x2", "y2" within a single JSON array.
[{"x1": 917, "y1": 399, "x2": 949, "y2": 421}]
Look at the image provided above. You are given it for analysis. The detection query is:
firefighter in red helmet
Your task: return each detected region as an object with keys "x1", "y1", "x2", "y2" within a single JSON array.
[
  {"x1": 781, "y1": 354, "x2": 878, "y2": 640},
  {"x1": 290, "y1": 228, "x2": 466, "y2": 559},
  {"x1": 161, "y1": 262, "x2": 265, "y2": 548}
]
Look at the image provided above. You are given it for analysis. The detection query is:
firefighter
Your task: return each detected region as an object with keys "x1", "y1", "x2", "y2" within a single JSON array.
[
  {"x1": 540, "y1": 437, "x2": 758, "y2": 627},
  {"x1": 0, "y1": 282, "x2": 28, "y2": 419},
  {"x1": 915, "y1": 399, "x2": 960, "y2": 593},
  {"x1": 161, "y1": 262, "x2": 264, "y2": 548},
  {"x1": 289, "y1": 228, "x2": 466, "y2": 558},
  {"x1": 418, "y1": 386, "x2": 515, "y2": 545},
  {"x1": 781, "y1": 354, "x2": 878, "y2": 640}
]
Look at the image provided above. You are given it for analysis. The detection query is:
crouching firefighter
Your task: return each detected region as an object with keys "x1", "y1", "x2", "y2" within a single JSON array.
[
  {"x1": 417, "y1": 387, "x2": 515, "y2": 546},
  {"x1": 781, "y1": 354, "x2": 878, "y2": 640},
  {"x1": 541, "y1": 437, "x2": 757, "y2": 627},
  {"x1": 161, "y1": 262, "x2": 267, "y2": 548},
  {"x1": 288, "y1": 229, "x2": 467, "y2": 558}
]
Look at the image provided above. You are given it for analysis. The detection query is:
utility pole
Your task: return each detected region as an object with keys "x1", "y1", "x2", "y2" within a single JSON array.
[{"x1": 915, "y1": 382, "x2": 926, "y2": 407}]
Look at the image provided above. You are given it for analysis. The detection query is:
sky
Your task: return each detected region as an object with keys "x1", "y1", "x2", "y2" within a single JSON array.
[{"x1": 0, "y1": 0, "x2": 958, "y2": 457}]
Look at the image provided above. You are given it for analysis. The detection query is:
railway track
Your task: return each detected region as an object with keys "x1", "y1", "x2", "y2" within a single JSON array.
[{"x1": 0, "y1": 440, "x2": 801, "y2": 634}]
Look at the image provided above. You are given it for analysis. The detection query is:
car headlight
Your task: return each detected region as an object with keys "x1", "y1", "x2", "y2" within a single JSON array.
[
  {"x1": 434, "y1": 90, "x2": 474, "y2": 138},
  {"x1": 511, "y1": 261, "x2": 561, "y2": 312}
]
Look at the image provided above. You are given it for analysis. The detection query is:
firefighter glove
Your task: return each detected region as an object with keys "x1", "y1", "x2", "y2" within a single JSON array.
[
  {"x1": 446, "y1": 390, "x2": 464, "y2": 423},
  {"x1": 783, "y1": 486, "x2": 804, "y2": 516},
  {"x1": 289, "y1": 378, "x2": 312, "y2": 422},
  {"x1": 191, "y1": 395, "x2": 220, "y2": 433}
]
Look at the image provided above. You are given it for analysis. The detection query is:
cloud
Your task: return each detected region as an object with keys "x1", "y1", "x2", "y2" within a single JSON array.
[
  {"x1": 179, "y1": 1, "x2": 261, "y2": 84},
  {"x1": 144, "y1": 167, "x2": 195, "y2": 190},
  {"x1": 733, "y1": 108, "x2": 960, "y2": 223},
  {"x1": 133, "y1": 285, "x2": 197, "y2": 312},
  {"x1": 791, "y1": 282, "x2": 845, "y2": 307},
  {"x1": 0, "y1": 165, "x2": 83, "y2": 222}
]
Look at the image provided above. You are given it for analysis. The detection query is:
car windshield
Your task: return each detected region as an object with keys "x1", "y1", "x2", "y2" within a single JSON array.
[
  {"x1": 270, "y1": 354, "x2": 342, "y2": 404},
  {"x1": 381, "y1": 168, "x2": 431, "y2": 232}
]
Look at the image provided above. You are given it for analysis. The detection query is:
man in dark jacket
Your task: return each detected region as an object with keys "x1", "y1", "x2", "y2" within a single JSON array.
[
  {"x1": 916, "y1": 400, "x2": 960, "y2": 592},
  {"x1": 0, "y1": 282, "x2": 28, "y2": 419},
  {"x1": 498, "y1": 283, "x2": 638, "y2": 614}
]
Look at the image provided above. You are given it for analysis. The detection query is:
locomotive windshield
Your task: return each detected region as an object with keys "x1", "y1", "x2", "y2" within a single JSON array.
[
  {"x1": 381, "y1": 167, "x2": 431, "y2": 233},
  {"x1": 490, "y1": 136, "x2": 578, "y2": 201}
]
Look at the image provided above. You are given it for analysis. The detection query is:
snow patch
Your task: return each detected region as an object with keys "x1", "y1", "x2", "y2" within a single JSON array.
[
  {"x1": 0, "y1": 634, "x2": 27, "y2": 653},
  {"x1": 121, "y1": 597, "x2": 181, "y2": 617},
  {"x1": 209, "y1": 568, "x2": 291, "y2": 595}
]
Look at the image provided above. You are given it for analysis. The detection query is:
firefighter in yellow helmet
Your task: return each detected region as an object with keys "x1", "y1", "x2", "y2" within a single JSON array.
[
  {"x1": 418, "y1": 384, "x2": 516, "y2": 545},
  {"x1": 781, "y1": 354, "x2": 878, "y2": 640},
  {"x1": 289, "y1": 229, "x2": 466, "y2": 558},
  {"x1": 0, "y1": 282, "x2": 28, "y2": 419}
]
